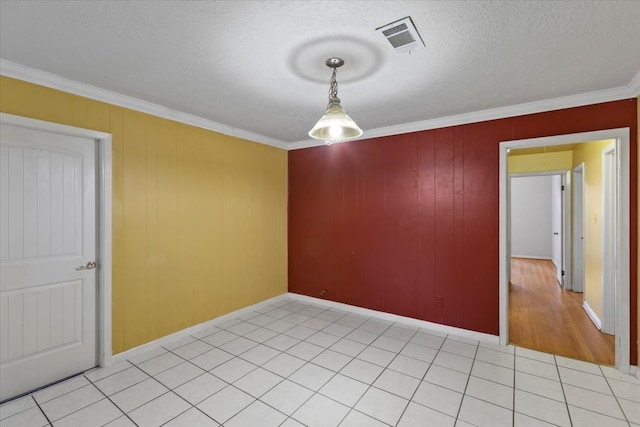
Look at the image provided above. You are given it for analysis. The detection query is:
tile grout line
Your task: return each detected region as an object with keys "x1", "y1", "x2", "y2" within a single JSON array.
[
  {"x1": 263, "y1": 302, "x2": 350, "y2": 425},
  {"x1": 512, "y1": 345, "x2": 516, "y2": 427},
  {"x1": 85, "y1": 378, "x2": 139, "y2": 426},
  {"x1": 269, "y1": 310, "x2": 413, "y2": 425},
  {"x1": 599, "y1": 363, "x2": 632, "y2": 425},
  {"x1": 336, "y1": 320, "x2": 414, "y2": 426},
  {"x1": 285, "y1": 314, "x2": 376, "y2": 426},
  {"x1": 553, "y1": 354, "x2": 574, "y2": 427},
  {"x1": 395, "y1": 330, "x2": 450, "y2": 425},
  {"x1": 31, "y1": 380, "x2": 105, "y2": 425},
  {"x1": 166, "y1": 303, "x2": 360, "y2": 426},
  {"x1": 452, "y1": 336, "x2": 480, "y2": 426},
  {"x1": 514, "y1": 352, "x2": 574, "y2": 426},
  {"x1": 31, "y1": 395, "x2": 54, "y2": 427}
]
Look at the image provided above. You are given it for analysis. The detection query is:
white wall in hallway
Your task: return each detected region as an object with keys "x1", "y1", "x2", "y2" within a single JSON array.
[{"x1": 510, "y1": 175, "x2": 553, "y2": 259}]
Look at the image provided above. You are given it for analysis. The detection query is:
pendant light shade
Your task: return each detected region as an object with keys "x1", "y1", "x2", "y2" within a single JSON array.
[
  {"x1": 308, "y1": 58, "x2": 363, "y2": 145},
  {"x1": 308, "y1": 101, "x2": 362, "y2": 143}
]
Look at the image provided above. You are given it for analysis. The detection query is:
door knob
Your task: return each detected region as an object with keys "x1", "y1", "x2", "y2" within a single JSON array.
[{"x1": 76, "y1": 261, "x2": 97, "y2": 270}]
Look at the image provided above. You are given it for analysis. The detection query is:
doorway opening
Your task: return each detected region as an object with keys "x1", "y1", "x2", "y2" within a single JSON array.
[
  {"x1": 509, "y1": 172, "x2": 570, "y2": 288},
  {"x1": 499, "y1": 128, "x2": 631, "y2": 373}
]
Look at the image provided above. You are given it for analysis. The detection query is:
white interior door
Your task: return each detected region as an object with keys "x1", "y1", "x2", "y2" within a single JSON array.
[
  {"x1": 550, "y1": 175, "x2": 563, "y2": 286},
  {"x1": 572, "y1": 164, "x2": 585, "y2": 293},
  {"x1": 0, "y1": 123, "x2": 97, "y2": 401}
]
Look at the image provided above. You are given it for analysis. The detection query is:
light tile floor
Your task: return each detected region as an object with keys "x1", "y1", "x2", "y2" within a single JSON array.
[{"x1": 2, "y1": 297, "x2": 639, "y2": 426}]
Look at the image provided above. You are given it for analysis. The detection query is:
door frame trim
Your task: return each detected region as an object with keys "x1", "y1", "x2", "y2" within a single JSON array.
[
  {"x1": 572, "y1": 163, "x2": 585, "y2": 293},
  {"x1": 0, "y1": 113, "x2": 113, "y2": 368},
  {"x1": 499, "y1": 128, "x2": 631, "y2": 373},
  {"x1": 601, "y1": 142, "x2": 617, "y2": 335}
]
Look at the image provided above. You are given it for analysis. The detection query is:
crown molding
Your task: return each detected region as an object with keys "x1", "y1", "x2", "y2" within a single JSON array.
[
  {"x1": 2, "y1": 59, "x2": 637, "y2": 152},
  {"x1": 288, "y1": 69, "x2": 640, "y2": 150},
  {"x1": 629, "y1": 69, "x2": 640, "y2": 97},
  {"x1": 0, "y1": 59, "x2": 289, "y2": 150}
]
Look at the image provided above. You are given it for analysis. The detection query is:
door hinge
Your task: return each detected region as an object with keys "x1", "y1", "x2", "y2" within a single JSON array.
[
  {"x1": 561, "y1": 270, "x2": 565, "y2": 276},
  {"x1": 561, "y1": 185, "x2": 565, "y2": 191}
]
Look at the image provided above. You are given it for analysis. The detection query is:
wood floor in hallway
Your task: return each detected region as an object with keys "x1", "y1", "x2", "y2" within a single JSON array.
[{"x1": 509, "y1": 257, "x2": 615, "y2": 365}]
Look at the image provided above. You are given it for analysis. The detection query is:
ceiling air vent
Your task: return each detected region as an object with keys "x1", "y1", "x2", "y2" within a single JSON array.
[{"x1": 376, "y1": 17, "x2": 425, "y2": 54}]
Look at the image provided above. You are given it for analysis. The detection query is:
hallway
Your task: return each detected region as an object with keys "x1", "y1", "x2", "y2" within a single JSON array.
[{"x1": 509, "y1": 258, "x2": 615, "y2": 365}]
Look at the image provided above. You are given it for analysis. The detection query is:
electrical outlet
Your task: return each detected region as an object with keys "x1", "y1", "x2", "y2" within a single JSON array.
[{"x1": 436, "y1": 296, "x2": 444, "y2": 307}]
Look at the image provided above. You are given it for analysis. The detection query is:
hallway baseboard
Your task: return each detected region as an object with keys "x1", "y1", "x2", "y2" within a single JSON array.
[{"x1": 583, "y1": 300, "x2": 602, "y2": 330}]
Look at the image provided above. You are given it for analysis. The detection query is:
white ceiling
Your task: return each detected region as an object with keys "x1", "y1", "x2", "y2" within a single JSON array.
[{"x1": 1, "y1": 1, "x2": 639, "y2": 149}]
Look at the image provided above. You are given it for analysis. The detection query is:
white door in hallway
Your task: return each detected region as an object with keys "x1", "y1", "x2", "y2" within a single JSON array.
[
  {"x1": 550, "y1": 174, "x2": 563, "y2": 286},
  {"x1": 0, "y1": 123, "x2": 97, "y2": 401},
  {"x1": 572, "y1": 164, "x2": 585, "y2": 293}
]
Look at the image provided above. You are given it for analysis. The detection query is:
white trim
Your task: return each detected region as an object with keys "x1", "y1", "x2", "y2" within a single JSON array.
[
  {"x1": 601, "y1": 142, "x2": 617, "y2": 335},
  {"x1": 0, "y1": 112, "x2": 113, "y2": 369},
  {"x1": 111, "y1": 294, "x2": 290, "y2": 364},
  {"x1": 615, "y1": 132, "x2": 632, "y2": 373},
  {"x1": 572, "y1": 163, "x2": 585, "y2": 293},
  {"x1": 98, "y1": 137, "x2": 113, "y2": 367},
  {"x1": 509, "y1": 171, "x2": 570, "y2": 177},
  {"x1": 2, "y1": 60, "x2": 639, "y2": 151},
  {"x1": 629, "y1": 70, "x2": 640, "y2": 97},
  {"x1": 499, "y1": 145, "x2": 509, "y2": 346},
  {"x1": 499, "y1": 128, "x2": 631, "y2": 374},
  {"x1": 111, "y1": 292, "x2": 500, "y2": 364},
  {"x1": 583, "y1": 300, "x2": 602, "y2": 330},
  {"x1": 511, "y1": 255, "x2": 553, "y2": 261},
  {"x1": 0, "y1": 60, "x2": 288, "y2": 150},
  {"x1": 632, "y1": 366, "x2": 640, "y2": 381},
  {"x1": 287, "y1": 293, "x2": 500, "y2": 344},
  {"x1": 289, "y1": 70, "x2": 640, "y2": 150}
]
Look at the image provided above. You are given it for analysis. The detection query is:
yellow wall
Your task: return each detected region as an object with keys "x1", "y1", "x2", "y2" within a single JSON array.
[
  {"x1": 508, "y1": 151, "x2": 573, "y2": 174},
  {"x1": 0, "y1": 76, "x2": 288, "y2": 354},
  {"x1": 572, "y1": 139, "x2": 614, "y2": 321}
]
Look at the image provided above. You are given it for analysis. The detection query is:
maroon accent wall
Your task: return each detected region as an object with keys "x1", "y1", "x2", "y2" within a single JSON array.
[{"x1": 288, "y1": 99, "x2": 638, "y2": 364}]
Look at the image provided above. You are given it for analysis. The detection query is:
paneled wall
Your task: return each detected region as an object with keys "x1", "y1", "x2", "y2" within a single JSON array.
[
  {"x1": 0, "y1": 76, "x2": 288, "y2": 354},
  {"x1": 289, "y1": 99, "x2": 638, "y2": 364}
]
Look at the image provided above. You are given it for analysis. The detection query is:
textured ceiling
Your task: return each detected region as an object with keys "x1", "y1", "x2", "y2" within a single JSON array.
[{"x1": 1, "y1": 1, "x2": 639, "y2": 148}]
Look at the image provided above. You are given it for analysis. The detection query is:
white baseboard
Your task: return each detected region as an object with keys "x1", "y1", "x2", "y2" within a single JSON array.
[
  {"x1": 511, "y1": 255, "x2": 553, "y2": 261},
  {"x1": 287, "y1": 293, "x2": 500, "y2": 344},
  {"x1": 108, "y1": 290, "x2": 503, "y2": 366},
  {"x1": 631, "y1": 365, "x2": 639, "y2": 381},
  {"x1": 109, "y1": 293, "x2": 290, "y2": 366},
  {"x1": 582, "y1": 301, "x2": 602, "y2": 330}
]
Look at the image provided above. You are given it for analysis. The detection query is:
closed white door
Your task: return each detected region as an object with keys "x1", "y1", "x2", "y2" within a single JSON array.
[
  {"x1": 572, "y1": 164, "x2": 585, "y2": 293},
  {"x1": 0, "y1": 123, "x2": 97, "y2": 401},
  {"x1": 550, "y1": 175, "x2": 563, "y2": 286}
]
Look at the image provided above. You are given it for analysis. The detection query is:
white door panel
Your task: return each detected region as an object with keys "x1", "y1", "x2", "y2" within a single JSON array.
[
  {"x1": 0, "y1": 123, "x2": 96, "y2": 401},
  {"x1": 551, "y1": 175, "x2": 563, "y2": 286},
  {"x1": 573, "y1": 164, "x2": 585, "y2": 293}
]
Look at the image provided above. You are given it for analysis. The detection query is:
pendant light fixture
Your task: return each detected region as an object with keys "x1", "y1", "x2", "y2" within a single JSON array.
[{"x1": 308, "y1": 57, "x2": 363, "y2": 145}]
